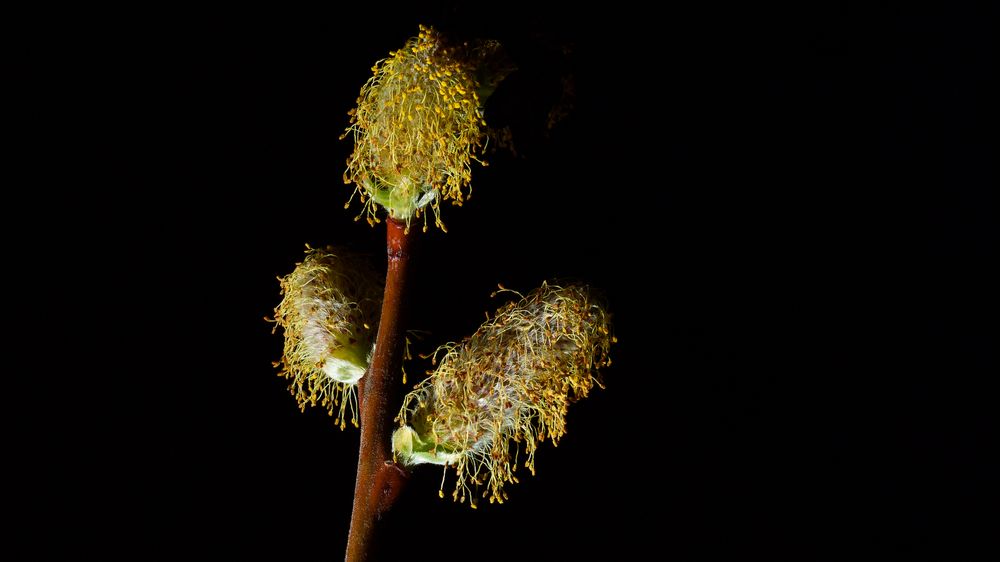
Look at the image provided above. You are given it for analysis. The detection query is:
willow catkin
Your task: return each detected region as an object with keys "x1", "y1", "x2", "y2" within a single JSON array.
[
  {"x1": 342, "y1": 25, "x2": 500, "y2": 232},
  {"x1": 272, "y1": 246, "x2": 382, "y2": 429},
  {"x1": 393, "y1": 282, "x2": 614, "y2": 507}
]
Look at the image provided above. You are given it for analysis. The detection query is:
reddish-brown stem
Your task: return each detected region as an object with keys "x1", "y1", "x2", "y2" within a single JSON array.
[{"x1": 345, "y1": 219, "x2": 413, "y2": 562}]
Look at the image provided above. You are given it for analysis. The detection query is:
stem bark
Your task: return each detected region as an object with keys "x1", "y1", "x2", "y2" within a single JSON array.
[{"x1": 345, "y1": 219, "x2": 413, "y2": 561}]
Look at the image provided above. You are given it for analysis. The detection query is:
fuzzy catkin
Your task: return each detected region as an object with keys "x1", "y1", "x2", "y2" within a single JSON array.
[
  {"x1": 273, "y1": 246, "x2": 382, "y2": 429},
  {"x1": 393, "y1": 282, "x2": 614, "y2": 507},
  {"x1": 342, "y1": 25, "x2": 490, "y2": 231}
]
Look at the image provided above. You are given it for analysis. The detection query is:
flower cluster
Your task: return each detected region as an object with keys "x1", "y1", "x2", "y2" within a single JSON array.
[
  {"x1": 272, "y1": 246, "x2": 382, "y2": 429},
  {"x1": 393, "y1": 283, "x2": 614, "y2": 507},
  {"x1": 343, "y1": 25, "x2": 486, "y2": 232}
]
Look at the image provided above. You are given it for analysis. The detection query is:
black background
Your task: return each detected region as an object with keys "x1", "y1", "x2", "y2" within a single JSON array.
[{"x1": 25, "y1": 3, "x2": 993, "y2": 560}]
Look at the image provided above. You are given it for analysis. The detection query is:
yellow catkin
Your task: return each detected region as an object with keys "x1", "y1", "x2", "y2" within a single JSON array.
[
  {"x1": 272, "y1": 246, "x2": 382, "y2": 429},
  {"x1": 393, "y1": 283, "x2": 614, "y2": 505},
  {"x1": 342, "y1": 25, "x2": 491, "y2": 231}
]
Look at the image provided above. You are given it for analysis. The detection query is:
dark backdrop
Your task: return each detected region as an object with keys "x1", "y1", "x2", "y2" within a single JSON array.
[{"x1": 31, "y1": 3, "x2": 993, "y2": 560}]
